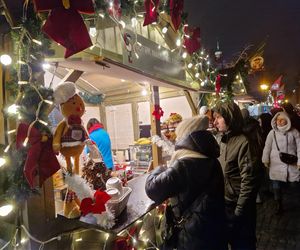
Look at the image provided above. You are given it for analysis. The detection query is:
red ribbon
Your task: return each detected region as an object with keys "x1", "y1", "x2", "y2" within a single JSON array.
[
  {"x1": 152, "y1": 105, "x2": 164, "y2": 120},
  {"x1": 80, "y1": 190, "x2": 111, "y2": 216},
  {"x1": 215, "y1": 74, "x2": 221, "y2": 96},
  {"x1": 33, "y1": 0, "x2": 94, "y2": 58},
  {"x1": 16, "y1": 123, "x2": 60, "y2": 188},
  {"x1": 183, "y1": 26, "x2": 201, "y2": 55},
  {"x1": 143, "y1": 0, "x2": 160, "y2": 26},
  {"x1": 170, "y1": 0, "x2": 184, "y2": 31}
]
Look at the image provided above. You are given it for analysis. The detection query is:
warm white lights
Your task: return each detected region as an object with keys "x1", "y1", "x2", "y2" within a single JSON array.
[
  {"x1": 162, "y1": 26, "x2": 168, "y2": 34},
  {"x1": 32, "y1": 39, "x2": 42, "y2": 46},
  {"x1": 7, "y1": 104, "x2": 18, "y2": 114},
  {"x1": 119, "y1": 20, "x2": 126, "y2": 29},
  {"x1": 131, "y1": 17, "x2": 138, "y2": 27},
  {"x1": 0, "y1": 204, "x2": 13, "y2": 216},
  {"x1": 141, "y1": 89, "x2": 148, "y2": 96},
  {"x1": 42, "y1": 63, "x2": 51, "y2": 70},
  {"x1": 0, "y1": 157, "x2": 6, "y2": 168},
  {"x1": 0, "y1": 54, "x2": 12, "y2": 66},
  {"x1": 23, "y1": 137, "x2": 29, "y2": 147},
  {"x1": 44, "y1": 100, "x2": 53, "y2": 105},
  {"x1": 182, "y1": 52, "x2": 187, "y2": 59},
  {"x1": 89, "y1": 27, "x2": 97, "y2": 37},
  {"x1": 7, "y1": 129, "x2": 16, "y2": 135},
  {"x1": 187, "y1": 63, "x2": 193, "y2": 69},
  {"x1": 39, "y1": 120, "x2": 48, "y2": 126},
  {"x1": 176, "y1": 39, "x2": 181, "y2": 46}
]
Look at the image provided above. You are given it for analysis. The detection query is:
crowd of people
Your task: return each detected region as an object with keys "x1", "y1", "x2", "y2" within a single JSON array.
[{"x1": 145, "y1": 101, "x2": 300, "y2": 250}]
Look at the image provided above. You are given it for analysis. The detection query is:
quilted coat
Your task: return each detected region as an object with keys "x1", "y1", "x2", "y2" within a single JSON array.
[{"x1": 262, "y1": 112, "x2": 300, "y2": 182}]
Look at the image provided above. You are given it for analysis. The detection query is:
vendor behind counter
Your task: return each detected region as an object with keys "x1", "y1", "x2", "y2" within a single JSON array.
[{"x1": 86, "y1": 118, "x2": 114, "y2": 169}]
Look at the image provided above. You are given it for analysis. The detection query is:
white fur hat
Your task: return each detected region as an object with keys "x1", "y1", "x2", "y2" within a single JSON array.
[
  {"x1": 199, "y1": 106, "x2": 209, "y2": 116},
  {"x1": 53, "y1": 81, "x2": 76, "y2": 105},
  {"x1": 175, "y1": 115, "x2": 209, "y2": 140}
]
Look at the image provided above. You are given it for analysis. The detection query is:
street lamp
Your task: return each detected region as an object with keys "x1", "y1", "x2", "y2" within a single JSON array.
[{"x1": 260, "y1": 84, "x2": 269, "y2": 91}]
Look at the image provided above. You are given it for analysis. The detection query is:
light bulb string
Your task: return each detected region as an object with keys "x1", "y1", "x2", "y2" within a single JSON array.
[{"x1": 22, "y1": 84, "x2": 52, "y2": 143}]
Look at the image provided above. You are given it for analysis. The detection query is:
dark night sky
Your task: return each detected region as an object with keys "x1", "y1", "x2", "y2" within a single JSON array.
[{"x1": 184, "y1": 0, "x2": 300, "y2": 90}]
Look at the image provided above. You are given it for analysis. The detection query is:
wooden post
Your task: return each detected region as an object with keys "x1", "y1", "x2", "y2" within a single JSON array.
[
  {"x1": 131, "y1": 102, "x2": 140, "y2": 141},
  {"x1": 183, "y1": 90, "x2": 198, "y2": 116},
  {"x1": 99, "y1": 103, "x2": 107, "y2": 129},
  {"x1": 150, "y1": 86, "x2": 162, "y2": 167}
]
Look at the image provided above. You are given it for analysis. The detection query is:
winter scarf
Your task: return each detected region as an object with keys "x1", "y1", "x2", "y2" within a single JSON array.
[
  {"x1": 169, "y1": 149, "x2": 207, "y2": 165},
  {"x1": 88, "y1": 123, "x2": 104, "y2": 134}
]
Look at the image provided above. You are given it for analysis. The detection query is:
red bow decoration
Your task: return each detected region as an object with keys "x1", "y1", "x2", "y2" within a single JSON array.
[
  {"x1": 152, "y1": 105, "x2": 164, "y2": 120},
  {"x1": 108, "y1": 0, "x2": 122, "y2": 20},
  {"x1": 113, "y1": 226, "x2": 137, "y2": 250},
  {"x1": 143, "y1": 0, "x2": 160, "y2": 26},
  {"x1": 170, "y1": 0, "x2": 184, "y2": 31},
  {"x1": 16, "y1": 123, "x2": 60, "y2": 188},
  {"x1": 183, "y1": 26, "x2": 201, "y2": 55},
  {"x1": 80, "y1": 190, "x2": 111, "y2": 216},
  {"x1": 33, "y1": 0, "x2": 94, "y2": 58},
  {"x1": 215, "y1": 74, "x2": 221, "y2": 96}
]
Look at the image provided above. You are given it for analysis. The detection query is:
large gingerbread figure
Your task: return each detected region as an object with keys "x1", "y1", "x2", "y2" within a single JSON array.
[
  {"x1": 53, "y1": 81, "x2": 88, "y2": 218},
  {"x1": 53, "y1": 81, "x2": 88, "y2": 174}
]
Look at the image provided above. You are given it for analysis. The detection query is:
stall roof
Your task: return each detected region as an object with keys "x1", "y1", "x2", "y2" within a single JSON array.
[{"x1": 53, "y1": 58, "x2": 196, "y2": 96}]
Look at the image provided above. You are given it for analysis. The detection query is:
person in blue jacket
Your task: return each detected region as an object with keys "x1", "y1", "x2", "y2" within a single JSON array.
[{"x1": 86, "y1": 118, "x2": 114, "y2": 170}]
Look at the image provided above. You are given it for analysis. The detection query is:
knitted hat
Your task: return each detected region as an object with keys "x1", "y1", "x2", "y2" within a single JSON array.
[
  {"x1": 199, "y1": 106, "x2": 209, "y2": 116},
  {"x1": 175, "y1": 115, "x2": 209, "y2": 140},
  {"x1": 53, "y1": 81, "x2": 76, "y2": 105}
]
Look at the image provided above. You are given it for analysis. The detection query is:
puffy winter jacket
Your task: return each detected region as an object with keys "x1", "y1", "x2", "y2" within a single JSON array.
[
  {"x1": 214, "y1": 102, "x2": 260, "y2": 217},
  {"x1": 262, "y1": 112, "x2": 300, "y2": 182},
  {"x1": 145, "y1": 130, "x2": 226, "y2": 250}
]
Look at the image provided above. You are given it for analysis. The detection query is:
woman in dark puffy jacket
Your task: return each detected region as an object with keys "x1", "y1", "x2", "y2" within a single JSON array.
[{"x1": 145, "y1": 116, "x2": 226, "y2": 250}]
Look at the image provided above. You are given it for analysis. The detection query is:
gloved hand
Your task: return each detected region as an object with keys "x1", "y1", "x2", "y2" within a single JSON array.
[
  {"x1": 297, "y1": 165, "x2": 300, "y2": 171},
  {"x1": 264, "y1": 162, "x2": 270, "y2": 168}
]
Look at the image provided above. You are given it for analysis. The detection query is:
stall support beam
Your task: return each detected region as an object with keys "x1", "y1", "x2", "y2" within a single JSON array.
[
  {"x1": 60, "y1": 69, "x2": 83, "y2": 84},
  {"x1": 131, "y1": 102, "x2": 140, "y2": 140},
  {"x1": 183, "y1": 90, "x2": 198, "y2": 116},
  {"x1": 150, "y1": 86, "x2": 162, "y2": 168},
  {"x1": 99, "y1": 103, "x2": 107, "y2": 129}
]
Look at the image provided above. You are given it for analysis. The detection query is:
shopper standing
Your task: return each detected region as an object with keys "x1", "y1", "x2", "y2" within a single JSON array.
[
  {"x1": 213, "y1": 101, "x2": 260, "y2": 250},
  {"x1": 262, "y1": 112, "x2": 300, "y2": 214},
  {"x1": 146, "y1": 116, "x2": 226, "y2": 250}
]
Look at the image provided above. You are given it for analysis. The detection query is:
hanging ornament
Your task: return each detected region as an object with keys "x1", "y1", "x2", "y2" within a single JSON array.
[
  {"x1": 33, "y1": 0, "x2": 94, "y2": 58},
  {"x1": 123, "y1": 32, "x2": 133, "y2": 63},
  {"x1": 108, "y1": 0, "x2": 122, "y2": 20},
  {"x1": 249, "y1": 55, "x2": 264, "y2": 72},
  {"x1": 16, "y1": 123, "x2": 60, "y2": 188},
  {"x1": 215, "y1": 74, "x2": 221, "y2": 96},
  {"x1": 183, "y1": 26, "x2": 201, "y2": 55},
  {"x1": 169, "y1": 0, "x2": 184, "y2": 31},
  {"x1": 152, "y1": 105, "x2": 164, "y2": 120},
  {"x1": 143, "y1": 0, "x2": 160, "y2": 26}
]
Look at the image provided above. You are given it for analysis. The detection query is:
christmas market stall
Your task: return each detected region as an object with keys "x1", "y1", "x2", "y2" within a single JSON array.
[{"x1": 0, "y1": 0, "x2": 250, "y2": 249}]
